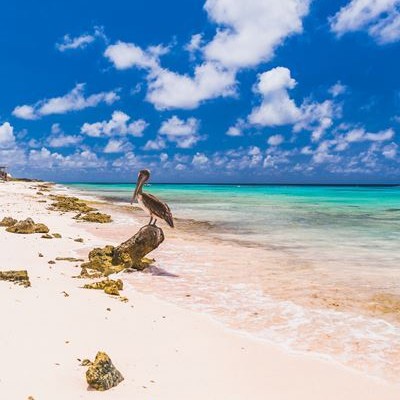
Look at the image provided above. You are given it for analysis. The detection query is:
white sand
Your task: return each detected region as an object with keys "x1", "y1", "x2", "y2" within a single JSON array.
[{"x1": 0, "y1": 181, "x2": 399, "y2": 399}]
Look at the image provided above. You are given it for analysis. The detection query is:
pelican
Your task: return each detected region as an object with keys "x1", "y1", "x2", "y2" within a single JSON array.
[{"x1": 131, "y1": 169, "x2": 174, "y2": 228}]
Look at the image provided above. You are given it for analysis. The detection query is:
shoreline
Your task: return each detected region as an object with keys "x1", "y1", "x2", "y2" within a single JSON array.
[
  {"x1": 61, "y1": 182, "x2": 400, "y2": 382},
  {"x1": 0, "y1": 181, "x2": 399, "y2": 399}
]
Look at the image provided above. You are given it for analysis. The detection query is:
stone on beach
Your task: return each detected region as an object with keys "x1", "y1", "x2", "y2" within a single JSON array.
[
  {"x1": 49, "y1": 195, "x2": 95, "y2": 213},
  {"x1": 0, "y1": 216, "x2": 17, "y2": 227},
  {"x1": 83, "y1": 279, "x2": 123, "y2": 296},
  {"x1": 0, "y1": 270, "x2": 31, "y2": 287},
  {"x1": 6, "y1": 218, "x2": 49, "y2": 234},
  {"x1": 85, "y1": 351, "x2": 124, "y2": 391},
  {"x1": 77, "y1": 212, "x2": 112, "y2": 223},
  {"x1": 81, "y1": 225, "x2": 164, "y2": 275}
]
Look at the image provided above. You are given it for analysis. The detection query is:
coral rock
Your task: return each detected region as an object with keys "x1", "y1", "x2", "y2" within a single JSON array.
[
  {"x1": 0, "y1": 270, "x2": 31, "y2": 287},
  {"x1": 85, "y1": 351, "x2": 124, "y2": 391},
  {"x1": 84, "y1": 279, "x2": 123, "y2": 296},
  {"x1": 49, "y1": 195, "x2": 95, "y2": 213},
  {"x1": 78, "y1": 212, "x2": 112, "y2": 223},
  {"x1": 6, "y1": 218, "x2": 49, "y2": 234},
  {"x1": 0, "y1": 217, "x2": 17, "y2": 227}
]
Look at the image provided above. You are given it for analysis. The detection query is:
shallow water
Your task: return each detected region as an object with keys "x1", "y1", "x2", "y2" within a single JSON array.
[{"x1": 65, "y1": 183, "x2": 400, "y2": 380}]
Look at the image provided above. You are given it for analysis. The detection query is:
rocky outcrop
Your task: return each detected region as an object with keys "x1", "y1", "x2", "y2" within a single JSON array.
[
  {"x1": 85, "y1": 352, "x2": 124, "y2": 391},
  {"x1": 49, "y1": 195, "x2": 95, "y2": 213},
  {"x1": 81, "y1": 225, "x2": 164, "y2": 276},
  {"x1": 77, "y1": 212, "x2": 112, "y2": 223},
  {"x1": 6, "y1": 218, "x2": 49, "y2": 234},
  {"x1": 83, "y1": 279, "x2": 123, "y2": 296},
  {"x1": 0, "y1": 217, "x2": 17, "y2": 227},
  {"x1": 0, "y1": 270, "x2": 31, "y2": 287},
  {"x1": 49, "y1": 195, "x2": 112, "y2": 223}
]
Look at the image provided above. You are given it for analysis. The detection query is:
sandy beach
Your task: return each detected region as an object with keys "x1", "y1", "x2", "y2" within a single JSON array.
[{"x1": 0, "y1": 180, "x2": 399, "y2": 399}]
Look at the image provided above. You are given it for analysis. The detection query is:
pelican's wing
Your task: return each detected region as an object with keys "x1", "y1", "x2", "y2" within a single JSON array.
[{"x1": 141, "y1": 192, "x2": 174, "y2": 227}]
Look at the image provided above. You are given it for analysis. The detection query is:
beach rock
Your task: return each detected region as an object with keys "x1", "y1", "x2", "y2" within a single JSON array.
[
  {"x1": 77, "y1": 212, "x2": 112, "y2": 223},
  {"x1": 56, "y1": 257, "x2": 85, "y2": 262},
  {"x1": 52, "y1": 233, "x2": 62, "y2": 238},
  {"x1": 81, "y1": 226, "x2": 164, "y2": 276},
  {"x1": 0, "y1": 270, "x2": 31, "y2": 287},
  {"x1": 41, "y1": 233, "x2": 53, "y2": 239},
  {"x1": 85, "y1": 351, "x2": 124, "y2": 391},
  {"x1": 0, "y1": 217, "x2": 17, "y2": 227},
  {"x1": 6, "y1": 218, "x2": 49, "y2": 234},
  {"x1": 74, "y1": 238, "x2": 84, "y2": 243},
  {"x1": 84, "y1": 279, "x2": 123, "y2": 296},
  {"x1": 49, "y1": 195, "x2": 96, "y2": 213}
]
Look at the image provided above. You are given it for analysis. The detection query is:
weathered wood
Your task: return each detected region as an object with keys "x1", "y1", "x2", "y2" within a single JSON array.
[{"x1": 113, "y1": 225, "x2": 164, "y2": 268}]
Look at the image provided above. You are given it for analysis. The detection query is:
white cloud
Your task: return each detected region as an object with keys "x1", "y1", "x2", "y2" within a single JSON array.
[
  {"x1": 12, "y1": 105, "x2": 37, "y2": 120},
  {"x1": 104, "y1": 41, "x2": 166, "y2": 70},
  {"x1": 0, "y1": 122, "x2": 16, "y2": 149},
  {"x1": 13, "y1": 84, "x2": 119, "y2": 119},
  {"x1": 329, "y1": 82, "x2": 347, "y2": 97},
  {"x1": 343, "y1": 127, "x2": 395, "y2": 142},
  {"x1": 103, "y1": 138, "x2": 133, "y2": 153},
  {"x1": 143, "y1": 137, "x2": 167, "y2": 151},
  {"x1": 159, "y1": 116, "x2": 202, "y2": 148},
  {"x1": 382, "y1": 142, "x2": 398, "y2": 158},
  {"x1": 248, "y1": 67, "x2": 301, "y2": 126},
  {"x1": 330, "y1": 0, "x2": 400, "y2": 44},
  {"x1": 104, "y1": 0, "x2": 310, "y2": 110},
  {"x1": 28, "y1": 147, "x2": 106, "y2": 169},
  {"x1": 185, "y1": 34, "x2": 203, "y2": 56},
  {"x1": 268, "y1": 134, "x2": 284, "y2": 146},
  {"x1": 81, "y1": 111, "x2": 148, "y2": 137},
  {"x1": 226, "y1": 118, "x2": 247, "y2": 136},
  {"x1": 146, "y1": 62, "x2": 236, "y2": 110},
  {"x1": 56, "y1": 26, "x2": 106, "y2": 52},
  {"x1": 48, "y1": 135, "x2": 83, "y2": 148},
  {"x1": 203, "y1": 0, "x2": 310, "y2": 68},
  {"x1": 294, "y1": 100, "x2": 340, "y2": 141},
  {"x1": 192, "y1": 152, "x2": 209, "y2": 166}
]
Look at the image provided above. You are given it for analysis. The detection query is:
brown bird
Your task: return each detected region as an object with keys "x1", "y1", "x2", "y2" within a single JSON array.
[{"x1": 131, "y1": 169, "x2": 174, "y2": 228}]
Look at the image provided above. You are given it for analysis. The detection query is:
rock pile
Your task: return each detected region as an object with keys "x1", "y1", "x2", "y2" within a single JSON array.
[
  {"x1": 5, "y1": 218, "x2": 49, "y2": 234},
  {"x1": 49, "y1": 195, "x2": 112, "y2": 223},
  {"x1": 0, "y1": 270, "x2": 31, "y2": 287},
  {"x1": 85, "y1": 352, "x2": 124, "y2": 391}
]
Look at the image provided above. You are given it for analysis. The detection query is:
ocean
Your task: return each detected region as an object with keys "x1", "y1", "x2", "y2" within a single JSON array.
[{"x1": 65, "y1": 182, "x2": 400, "y2": 380}]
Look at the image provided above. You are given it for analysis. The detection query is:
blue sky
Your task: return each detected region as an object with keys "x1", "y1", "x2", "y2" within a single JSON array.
[{"x1": 0, "y1": 0, "x2": 399, "y2": 183}]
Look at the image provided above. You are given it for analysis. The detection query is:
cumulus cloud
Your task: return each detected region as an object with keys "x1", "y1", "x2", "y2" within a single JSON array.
[
  {"x1": 0, "y1": 122, "x2": 16, "y2": 149},
  {"x1": 342, "y1": 127, "x2": 395, "y2": 143},
  {"x1": 203, "y1": 0, "x2": 310, "y2": 68},
  {"x1": 47, "y1": 135, "x2": 83, "y2": 148},
  {"x1": 192, "y1": 152, "x2": 209, "y2": 166},
  {"x1": 56, "y1": 26, "x2": 106, "y2": 52},
  {"x1": 28, "y1": 147, "x2": 106, "y2": 169},
  {"x1": 294, "y1": 100, "x2": 340, "y2": 141},
  {"x1": 104, "y1": 0, "x2": 310, "y2": 110},
  {"x1": 13, "y1": 84, "x2": 119, "y2": 120},
  {"x1": 226, "y1": 118, "x2": 247, "y2": 136},
  {"x1": 248, "y1": 67, "x2": 301, "y2": 126},
  {"x1": 330, "y1": 0, "x2": 400, "y2": 44},
  {"x1": 103, "y1": 138, "x2": 133, "y2": 153},
  {"x1": 382, "y1": 142, "x2": 398, "y2": 159},
  {"x1": 81, "y1": 111, "x2": 148, "y2": 137},
  {"x1": 158, "y1": 116, "x2": 202, "y2": 148},
  {"x1": 329, "y1": 82, "x2": 347, "y2": 97},
  {"x1": 267, "y1": 134, "x2": 284, "y2": 146}
]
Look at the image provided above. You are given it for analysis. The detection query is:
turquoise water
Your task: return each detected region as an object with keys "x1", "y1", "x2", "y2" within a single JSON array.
[{"x1": 66, "y1": 183, "x2": 400, "y2": 271}]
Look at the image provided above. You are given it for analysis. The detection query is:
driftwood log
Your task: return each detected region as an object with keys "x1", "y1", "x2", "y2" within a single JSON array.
[{"x1": 80, "y1": 225, "x2": 164, "y2": 276}]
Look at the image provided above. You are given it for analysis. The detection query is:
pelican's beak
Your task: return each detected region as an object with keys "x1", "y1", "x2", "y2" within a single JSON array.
[{"x1": 131, "y1": 173, "x2": 145, "y2": 204}]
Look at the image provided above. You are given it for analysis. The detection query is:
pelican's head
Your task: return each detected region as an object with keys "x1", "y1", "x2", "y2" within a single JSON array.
[{"x1": 132, "y1": 169, "x2": 150, "y2": 203}]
